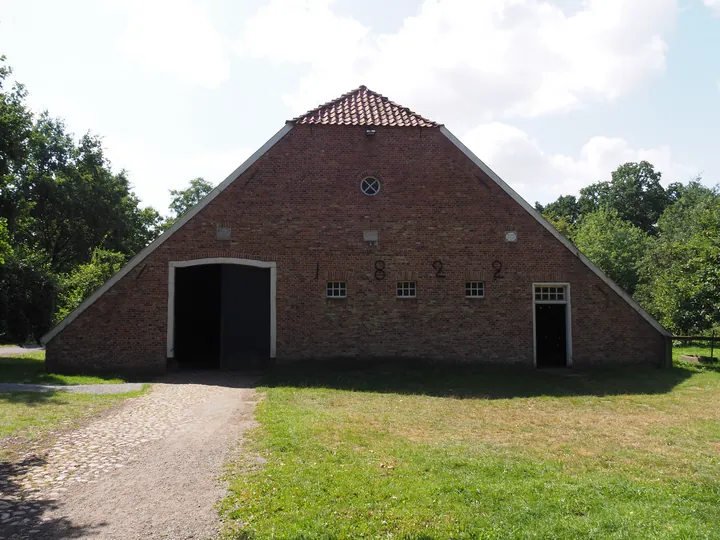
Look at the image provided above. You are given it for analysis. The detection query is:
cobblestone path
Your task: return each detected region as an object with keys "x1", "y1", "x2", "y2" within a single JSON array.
[{"x1": 0, "y1": 373, "x2": 259, "y2": 539}]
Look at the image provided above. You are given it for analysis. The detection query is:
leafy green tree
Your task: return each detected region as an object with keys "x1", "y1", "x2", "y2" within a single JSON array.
[
  {"x1": 636, "y1": 188, "x2": 720, "y2": 333},
  {"x1": 10, "y1": 116, "x2": 161, "y2": 272},
  {"x1": 0, "y1": 218, "x2": 11, "y2": 264},
  {"x1": 161, "y1": 177, "x2": 214, "y2": 231},
  {"x1": 55, "y1": 248, "x2": 126, "y2": 323},
  {"x1": 578, "y1": 161, "x2": 670, "y2": 234},
  {"x1": 536, "y1": 195, "x2": 581, "y2": 240},
  {"x1": 543, "y1": 214, "x2": 576, "y2": 240},
  {"x1": 0, "y1": 247, "x2": 56, "y2": 343},
  {"x1": 0, "y1": 56, "x2": 162, "y2": 340},
  {"x1": 573, "y1": 208, "x2": 649, "y2": 295},
  {"x1": 653, "y1": 180, "x2": 716, "y2": 242},
  {"x1": 0, "y1": 55, "x2": 33, "y2": 228},
  {"x1": 169, "y1": 177, "x2": 213, "y2": 218},
  {"x1": 535, "y1": 195, "x2": 580, "y2": 224}
]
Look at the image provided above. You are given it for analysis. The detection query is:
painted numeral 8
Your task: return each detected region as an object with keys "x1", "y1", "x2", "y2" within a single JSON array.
[{"x1": 374, "y1": 260, "x2": 386, "y2": 280}]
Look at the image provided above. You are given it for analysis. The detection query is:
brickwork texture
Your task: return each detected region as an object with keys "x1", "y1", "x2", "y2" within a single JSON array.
[{"x1": 46, "y1": 124, "x2": 667, "y2": 373}]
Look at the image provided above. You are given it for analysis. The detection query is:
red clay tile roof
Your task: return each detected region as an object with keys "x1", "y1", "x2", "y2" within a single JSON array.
[{"x1": 291, "y1": 86, "x2": 439, "y2": 127}]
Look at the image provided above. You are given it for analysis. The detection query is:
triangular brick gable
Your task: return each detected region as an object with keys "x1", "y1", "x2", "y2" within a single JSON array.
[{"x1": 41, "y1": 88, "x2": 669, "y2": 345}]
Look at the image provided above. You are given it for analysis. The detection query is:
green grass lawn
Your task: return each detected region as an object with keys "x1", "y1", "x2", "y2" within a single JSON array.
[
  {"x1": 0, "y1": 351, "x2": 126, "y2": 385},
  {"x1": 222, "y1": 360, "x2": 720, "y2": 539},
  {"x1": 673, "y1": 342, "x2": 718, "y2": 362},
  {"x1": 0, "y1": 388, "x2": 145, "y2": 452},
  {"x1": 0, "y1": 351, "x2": 143, "y2": 458}
]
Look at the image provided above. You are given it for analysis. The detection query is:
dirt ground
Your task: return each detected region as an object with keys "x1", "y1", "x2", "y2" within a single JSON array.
[{"x1": 1, "y1": 372, "x2": 259, "y2": 539}]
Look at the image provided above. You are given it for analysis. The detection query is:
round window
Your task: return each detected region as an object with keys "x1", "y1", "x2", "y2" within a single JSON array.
[{"x1": 360, "y1": 177, "x2": 381, "y2": 196}]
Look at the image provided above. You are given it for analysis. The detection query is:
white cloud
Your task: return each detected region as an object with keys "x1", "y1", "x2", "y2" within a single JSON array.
[
  {"x1": 462, "y1": 123, "x2": 696, "y2": 205},
  {"x1": 111, "y1": 0, "x2": 230, "y2": 88},
  {"x1": 705, "y1": 0, "x2": 720, "y2": 15},
  {"x1": 103, "y1": 136, "x2": 251, "y2": 211},
  {"x1": 237, "y1": 0, "x2": 677, "y2": 126},
  {"x1": 237, "y1": 0, "x2": 370, "y2": 65}
]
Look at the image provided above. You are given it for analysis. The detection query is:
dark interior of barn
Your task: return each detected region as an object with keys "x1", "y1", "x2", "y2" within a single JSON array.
[
  {"x1": 172, "y1": 264, "x2": 271, "y2": 370},
  {"x1": 173, "y1": 265, "x2": 222, "y2": 369},
  {"x1": 535, "y1": 303, "x2": 567, "y2": 368}
]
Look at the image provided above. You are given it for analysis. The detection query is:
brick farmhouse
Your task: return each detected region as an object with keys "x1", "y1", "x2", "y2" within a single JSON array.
[{"x1": 42, "y1": 87, "x2": 671, "y2": 373}]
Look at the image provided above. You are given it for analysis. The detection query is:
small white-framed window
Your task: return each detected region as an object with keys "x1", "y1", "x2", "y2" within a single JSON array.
[
  {"x1": 534, "y1": 285, "x2": 566, "y2": 302},
  {"x1": 326, "y1": 281, "x2": 347, "y2": 298},
  {"x1": 396, "y1": 281, "x2": 417, "y2": 298},
  {"x1": 360, "y1": 177, "x2": 381, "y2": 196},
  {"x1": 465, "y1": 281, "x2": 485, "y2": 298}
]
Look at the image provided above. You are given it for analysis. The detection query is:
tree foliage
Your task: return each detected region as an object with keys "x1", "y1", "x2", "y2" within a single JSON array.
[
  {"x1": 0, "y1": 56, "x2": 164, "y2": 342},
  {"x1": 573, "y1": 209, "x2": 649, "y2": 295},
  {"x1": 0, "y1": 218, "x2": 11, "y2": 264},
  {"x1": 168, "y1": 177, "x2": 213, "y2": 219},
  {"x1": 541, "y1": 162, "x2": 719, "y2": 334},
  {"x1": 636, "y1": 188, "x2": 720, "y2": 334},
  {"x1": 160, "y1": 177, "x2": 214, "y2": 231},
  {"x1": 578, "y1": 161, "x2": 669, "y2": 234},
  {"x1": 55, "y1": 248, "x2": 126, "y2": 323},
  {"x1": 0, "y1": 247, "x2": 56, "y2": 343}
]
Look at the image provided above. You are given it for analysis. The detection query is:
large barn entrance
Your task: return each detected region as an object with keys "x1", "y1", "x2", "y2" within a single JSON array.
[
  {"x1": 533, "y1": 284, "x2": 572, "y2": 368},
  {"x1": 169, "y1": 259, "x2": 276, "y2": 370}
]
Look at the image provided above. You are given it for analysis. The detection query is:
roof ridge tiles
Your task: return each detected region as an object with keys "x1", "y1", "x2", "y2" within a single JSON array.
[{"x1": 290, "y1": 86, "x2": 439, "y2": 127}]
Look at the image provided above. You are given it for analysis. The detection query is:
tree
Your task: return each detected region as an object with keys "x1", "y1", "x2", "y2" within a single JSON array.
[
  {"x1": 573, "y1": 208, "x2": 649, "y2": 295},
  {"x1": 636, "y1": 188, "x2": 720, "y2": 334},
  {"x1": 0, "y1": 56, "x2": 162, "y2": 341},
  {"x1": 0, "y1": 247, "x2": 56, "y2": 343},
  {"x1": 0, "y1": 55, "x2": 33, "y2": 229},
  {"x1": 0, "y1": 218, "x2": 11, "y2": 264},
  {"x1": 578, "y1": 161, "x2": 670, "y2": 234},
  {"x1": 168, "y1": 177, "x2": 213, "y2": 219},
  {"x1": 535, "y1": 195, "x2": 580, "y2": 224},
  {"x1": 536, "y1": 195, "x2": 580, "y2": 240},
  {"x1": 55, "y1": 248, "x2": 126, "y2": 323},
  {"x1": 10, "y1": 116, "x2": 161, "y2": 272},
  {"x1": 652, "y1": 180, "x2": 717, "y2": 242}
]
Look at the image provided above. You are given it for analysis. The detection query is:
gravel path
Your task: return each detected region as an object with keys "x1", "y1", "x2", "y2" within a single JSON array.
[
  {"x1": 0, "y1": 383, "x2": 145, "y2": 394},
  {"x1": 1, "y1": 372, "x2": 259, "y2": 539},
  {"x1": 0, "y1": 347, "x2": 43, "y2": 357}
]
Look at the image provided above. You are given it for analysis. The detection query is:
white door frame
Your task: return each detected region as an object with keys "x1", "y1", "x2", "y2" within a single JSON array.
[
  {"x1": 532, "y1": 282, "x2": 572, "y2": 367},
  {"x1": 167, "y1": 258, "x2": 277, "y2": 359}
]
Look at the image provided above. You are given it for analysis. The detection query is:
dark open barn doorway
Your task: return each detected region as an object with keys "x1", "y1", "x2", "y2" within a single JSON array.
[
  {"x1": 535, "y1": 303, "x2": 568, "y2": 368},
  {"x1": 173, "y1": 264, "x2": 271, "y2": 370}
]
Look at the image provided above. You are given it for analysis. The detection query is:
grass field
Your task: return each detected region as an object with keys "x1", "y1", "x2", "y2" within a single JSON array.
[
  {"x1": 222, "y1": 358, "x2": 720, "y2": 539},
  {"x1": 672, "y1": 343, "x2": 718, "y2": 363},
  {"x1": 0, "y1": 351, "x2": 126, "y2": 385},
  {"x1": 0, "y1": 351, "x2": 144, "y2": 458},
  {"x1": 0, "y1": 388, "x2": 145, "y2": 456}
]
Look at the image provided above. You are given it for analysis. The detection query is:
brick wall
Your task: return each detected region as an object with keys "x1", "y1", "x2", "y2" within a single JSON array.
[{"x1": 46, "y1": 124, "x2": 667, "y2": 373}]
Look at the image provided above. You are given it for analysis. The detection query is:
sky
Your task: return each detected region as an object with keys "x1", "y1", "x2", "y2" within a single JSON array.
[{"x1": 1, "y1": 0, "x2": 719, "y2": 214}]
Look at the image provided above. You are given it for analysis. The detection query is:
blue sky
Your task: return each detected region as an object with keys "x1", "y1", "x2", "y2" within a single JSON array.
[{"x1": 1, "y1": 0, "x2": 718, "y2": 213}]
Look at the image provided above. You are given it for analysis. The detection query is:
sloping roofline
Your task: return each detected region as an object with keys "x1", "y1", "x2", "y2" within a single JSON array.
[
  {"x1": 291, "y1": 85, "x2": 439, "y2": 127},
  {"x1": 42, "y1": 112, "x2": 670, "y2": 344},
  {"x1": 40, "y1": 124, "x2": 294, "y2": 344},
  {"x1": 440, "y1": 126, "x2": 670, "y2": 337}
]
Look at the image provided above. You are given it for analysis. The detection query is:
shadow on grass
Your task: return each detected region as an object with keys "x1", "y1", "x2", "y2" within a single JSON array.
[
  {"x1": 0, "y1": 355, "x2": 134, "y2": 386},
  {"x1": 0, "y1": 455, "x2": 106, "y2": 538},
  {"x1": 0, "y1": 390, "x2": 65, "y2": 405},
  {"x1": 259, "y1": 360, "x2": 698, "y2": 399}
]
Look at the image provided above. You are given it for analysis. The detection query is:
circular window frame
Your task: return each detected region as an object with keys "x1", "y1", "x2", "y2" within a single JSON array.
[{"x1": 360, "y1": 176, "x2": 381, "y2": 196}]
